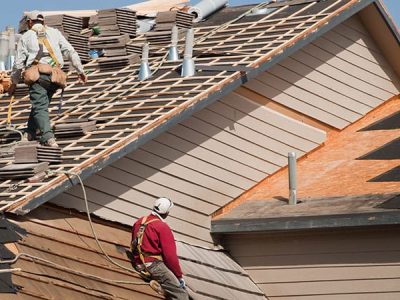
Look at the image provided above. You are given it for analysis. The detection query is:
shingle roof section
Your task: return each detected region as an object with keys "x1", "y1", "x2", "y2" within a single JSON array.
[
  {"x1": 0, "y1": 0, "x2": 378, "y2": 214},
  {"x1": 7, "y1": 205, "x2": 265, "y2": 299}
]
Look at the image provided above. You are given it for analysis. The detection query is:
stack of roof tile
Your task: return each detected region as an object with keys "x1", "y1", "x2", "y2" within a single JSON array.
[
  {"x1": 53, "y1": 119, "x2": 97, "y2": 137},
  {"x1": 89, "y1": 34, "x2": 130, "y2": 57},
  {"x1": 97, "y1": 8, "x2": 137, "y2": 38},
  {"x1": 44, "y1": 15, "x2": 90, "y2": 62},
  {"x1": 154, "y1": 11, "x2": 193, "y2": 31},
  {"x1": 0, "y1": 162, "x2": 48, "y2": 180},
  {"x1": 14, "y1": 142, "x2": 63, "y2": 164}
]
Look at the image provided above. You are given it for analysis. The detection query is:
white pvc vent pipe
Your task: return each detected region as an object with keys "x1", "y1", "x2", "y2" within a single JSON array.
[{"x1": 188, "y1": 0, "x2": 228, "y2": 23}]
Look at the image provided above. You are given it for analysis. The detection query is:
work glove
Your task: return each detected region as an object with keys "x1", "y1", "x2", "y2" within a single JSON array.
[
  {"x1": 78, "y1": 73, "x2": 88, "y2": 84},
  {"x1": 8, "y1": 83, "x2": 16, "y2": 96},
  {"x1": 178, "y1": 277, "x2": 186, "y2": 289}
]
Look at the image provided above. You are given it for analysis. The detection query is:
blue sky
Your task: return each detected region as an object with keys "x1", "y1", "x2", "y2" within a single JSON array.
[{"x1": 0, "y1": 0, "x2": 398, "y2": 31}]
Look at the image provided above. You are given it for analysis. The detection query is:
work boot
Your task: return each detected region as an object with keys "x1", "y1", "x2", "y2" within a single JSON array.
[
  {"x1": 43, "y1": 138, "x2": 59, "y2": 148},
  {"x1": 21, "y1": 132, "x2": 34, "y2": 142},
  {"x1": 149, "y1": 280, "x2": 166, "y2": 296}
]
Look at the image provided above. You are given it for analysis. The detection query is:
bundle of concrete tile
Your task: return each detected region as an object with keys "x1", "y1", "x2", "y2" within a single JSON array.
[
  {"x1": 45, "y1": 15, "x2": 90, "y2": 62},
  {"x1": 14, "y1": 142, "x2": 63, "y2": 164},
  {"x1": 144, "y1": 10, "x2": 192, "y2": 46},
  {"x1": 0, "y1": 162, "x2": 49, "y2": 180},
  {"x1": 89, "y1": 34, "x2": 130, "y2": 57},
  {"x1": 97, "y1": 8, "x2": 137, "y2": 38},
  {"x1": 53, "y1": 119, "x2": 97, "y2": 137}
]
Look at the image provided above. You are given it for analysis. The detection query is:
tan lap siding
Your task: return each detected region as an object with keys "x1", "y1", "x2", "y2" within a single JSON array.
[
  {"x1": 221, "y1": 228, "x2": 400, "y2": 299},
  {"x1": 51, "y1": 94, "x2": 325, "y2": 247},
  {"x1": 244, "y1": 14, "x2": 400, "y2": 129}
]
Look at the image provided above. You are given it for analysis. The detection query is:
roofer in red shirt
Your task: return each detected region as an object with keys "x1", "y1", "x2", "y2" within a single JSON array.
[{"x1": 131, "y1": 197, "x2": 189, "y2": 300}]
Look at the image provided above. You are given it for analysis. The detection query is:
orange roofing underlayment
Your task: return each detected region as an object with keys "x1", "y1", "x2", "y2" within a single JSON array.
[
  {"x1": 216, "y1": 95, "x2": 400, "y2": 217},
  {"x1": 1, "y1": 0, "x2": 387, "y2": 215}
]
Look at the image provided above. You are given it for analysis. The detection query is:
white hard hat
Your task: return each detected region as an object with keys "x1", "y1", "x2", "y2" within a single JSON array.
[
  {"x1": 153, "y1": 197, "x2": 174, "y2": 214},
  {"x1": 25, "y1": 11, "x2": 44, "y2": 22}
]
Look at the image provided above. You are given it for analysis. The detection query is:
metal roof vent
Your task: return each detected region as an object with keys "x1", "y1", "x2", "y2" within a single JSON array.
[{"x1": 138, "y1": 43, "x2": 151, "y2": 81}]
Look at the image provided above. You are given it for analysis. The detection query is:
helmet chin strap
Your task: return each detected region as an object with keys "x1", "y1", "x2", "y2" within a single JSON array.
[{"x1": 151, "y1": 211, "x2": 168, "y2": 222}]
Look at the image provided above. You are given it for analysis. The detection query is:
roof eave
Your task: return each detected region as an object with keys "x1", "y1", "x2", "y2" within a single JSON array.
[
  {"x1": 211, "y1": 211, "x2": 400, "y2": 234},
  {"x1": 374, "y1": 0, "x2": 400, "y2": 45},
  {"x1": 9, "y1": 0, "x2": 378, "y2": 215}
]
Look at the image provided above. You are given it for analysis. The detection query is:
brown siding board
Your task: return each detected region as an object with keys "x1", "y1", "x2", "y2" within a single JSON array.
[
  {"x1": 84, "y1": 173, "x2": 212, "y2": 226},
  {"x1": 112, "y1": 157, "x2": 231, "y2": 205},
  {"x1": 312, "y1": 37, "x2": 399, "y2": 93},
  {"x1": 268, "y1": 293, "x2": 400, "y2": 300},
  {"x1": 293, "y1": 47, "x2": 390, "y2": 101},
  {"x1": 268, "y1": 64, "x2": 367, "y2": 116},
  {"x1": 195, "y1": 108, "x2": 301, "y2": 159},
  {"x1": 245, "y1": 77, "x2": 350, "y2": 128},
  {"x1": 324, "y1": 29, "x2": 392, "y2": 70},
  {"x1": 98, "y1": 166, "x2": 218, "y2": 215},
  {"x1": 333, "y1": 23, "x2": 384, "y2": 56},
  {"x1": 260, "y1": 278, "x2": 400, "y2": 296},
  {"x1": 64, "y1": 184, "x2": 213, "y2": 244},
  {"x1": 256, "y1": 72, "x2": 359, "y2": 122},
  {"x1": 247, "y1": 264, "x2": 400, "y2": 283},
  {"x1": 305, "y1": 41, "x2": 396, "y2": 97},
  {"x1": 127, "y1": 148, "x2": 243, "y2": 197},
  {"x1": 140, "y1": 140, "x2": 255, "y2": 190},
  {"x1": 155, "y1": 132, "x2": 266, "y2": 181},
  {"x1": 208, "y1": 101, "x2": 320, "y2": 151},
  {"x1": 278, "y1": 56, "x2": 379, "y2": 109},
  {"x1": 343, "y1": 15, "x2": 369, "y2": 35},
  {"x1": 182, "y1": 116, "x2": 285, "y2": 168},
  {"x1": 52, "y1": 192, "x2": 213, "y2": 246},
  {"x1": 169, "y1": 124, "x2": 278, "y2": 173},
  {"x1": 223, "y1": 229, "x2": 400, "y2": 299},
  {"x1": 220, "y1": 93, "x2": 326, "y2": 143}
]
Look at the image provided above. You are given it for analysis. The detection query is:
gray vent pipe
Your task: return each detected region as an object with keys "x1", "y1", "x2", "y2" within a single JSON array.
[
  {"x1": 167, "y1": 25, "x2": 179, "y2": 61},
  {"x1": 288, "y1": 152, "x2": 297, "y2": 205},
  {"x1": 138, "y1": 43, "x2": 151, "y2": 81},
  {"x1": 188, "y1": 0, "x2": 228, "y2": 23},
  {"x1": 181, "y1": 29, "x2": 195, "y2": 77}
]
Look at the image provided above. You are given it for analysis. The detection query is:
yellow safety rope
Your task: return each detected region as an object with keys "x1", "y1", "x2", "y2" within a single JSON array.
[{"x1": 6, "y1": 96, "x2": 15, "y2": 128}]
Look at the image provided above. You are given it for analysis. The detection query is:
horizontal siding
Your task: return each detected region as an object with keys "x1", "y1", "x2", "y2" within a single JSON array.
[
  {"x1": 52, "y1": 94, "x2": 325, "y2": 246},
  {"x1": 244, "y1": 14, "x2": 400, "y2": 129},
  {"x1": 222, "y1": 228, "x2": 400, "y2": 299},
  {"x1": 52, "y1": 84, "x2": 326, "y2": 246}
]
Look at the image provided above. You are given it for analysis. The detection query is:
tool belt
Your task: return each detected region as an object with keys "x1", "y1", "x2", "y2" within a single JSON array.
[
  {"x1": 23, "y1": 64, "x2": 67, "y2": 88},
  {"x1": 24, "y1": 27, "x2": 67, "y2": 88}
]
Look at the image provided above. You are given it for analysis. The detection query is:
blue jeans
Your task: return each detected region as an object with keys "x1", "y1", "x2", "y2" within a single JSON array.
[{"x1": 147, "y1": 261, "x2": 189, "y2": 300}]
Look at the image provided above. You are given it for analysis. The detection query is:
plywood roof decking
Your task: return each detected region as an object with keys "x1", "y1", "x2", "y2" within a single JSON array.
[
  {"x1": 7, "y1": 204, "x2": 265, "y2": 299},
  {"x1": 0, "y1": 0, "x2": 366, "y2": 214},
  {"x1": 216, "y1": 95, "x2": 400, "y2": 219}
]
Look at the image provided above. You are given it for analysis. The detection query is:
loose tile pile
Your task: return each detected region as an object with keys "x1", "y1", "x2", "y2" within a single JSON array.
[
  {"x1": 0, "y1": 162, "x2": 49, "y2": 180},
  {"x1": 97, "y1": 8, "x2": 137, "y2": 38},
  {"x1": 53, "y1": 119, "x2": 97, "y2": 137},
  {"x1": 14, "y1": 142, "x2": 63, "y2": 164}
]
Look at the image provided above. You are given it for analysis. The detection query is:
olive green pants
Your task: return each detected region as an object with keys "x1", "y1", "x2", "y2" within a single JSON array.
[{"x1": 28, "y1": 74, "x2": 59, "y2": 144}]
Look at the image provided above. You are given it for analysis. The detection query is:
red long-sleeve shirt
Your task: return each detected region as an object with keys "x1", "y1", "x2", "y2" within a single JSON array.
[{"x1": 131, "y1": 214, "x2": 183, "y2": 279}]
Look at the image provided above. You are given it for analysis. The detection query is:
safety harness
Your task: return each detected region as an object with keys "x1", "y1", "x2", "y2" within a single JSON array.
[
  {"x1": 131, "y1": 216, "x2": 163, "y2": 279},
  {"x1": 32, "y1": 27, "x2": 65, "y2": 115}
]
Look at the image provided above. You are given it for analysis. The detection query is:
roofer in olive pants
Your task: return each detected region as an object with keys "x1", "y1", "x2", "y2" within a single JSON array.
[
  {"x1": 9, "y1": 11, "x2": 87, "y2": 148},
  {"x1": 131, "y1": 197, "x2": 189, "y2": 300}
]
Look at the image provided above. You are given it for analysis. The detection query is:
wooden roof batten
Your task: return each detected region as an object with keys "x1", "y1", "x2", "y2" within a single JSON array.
[{"x1": 0, "y1": 0, "x2": 394, "y2": 215}]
